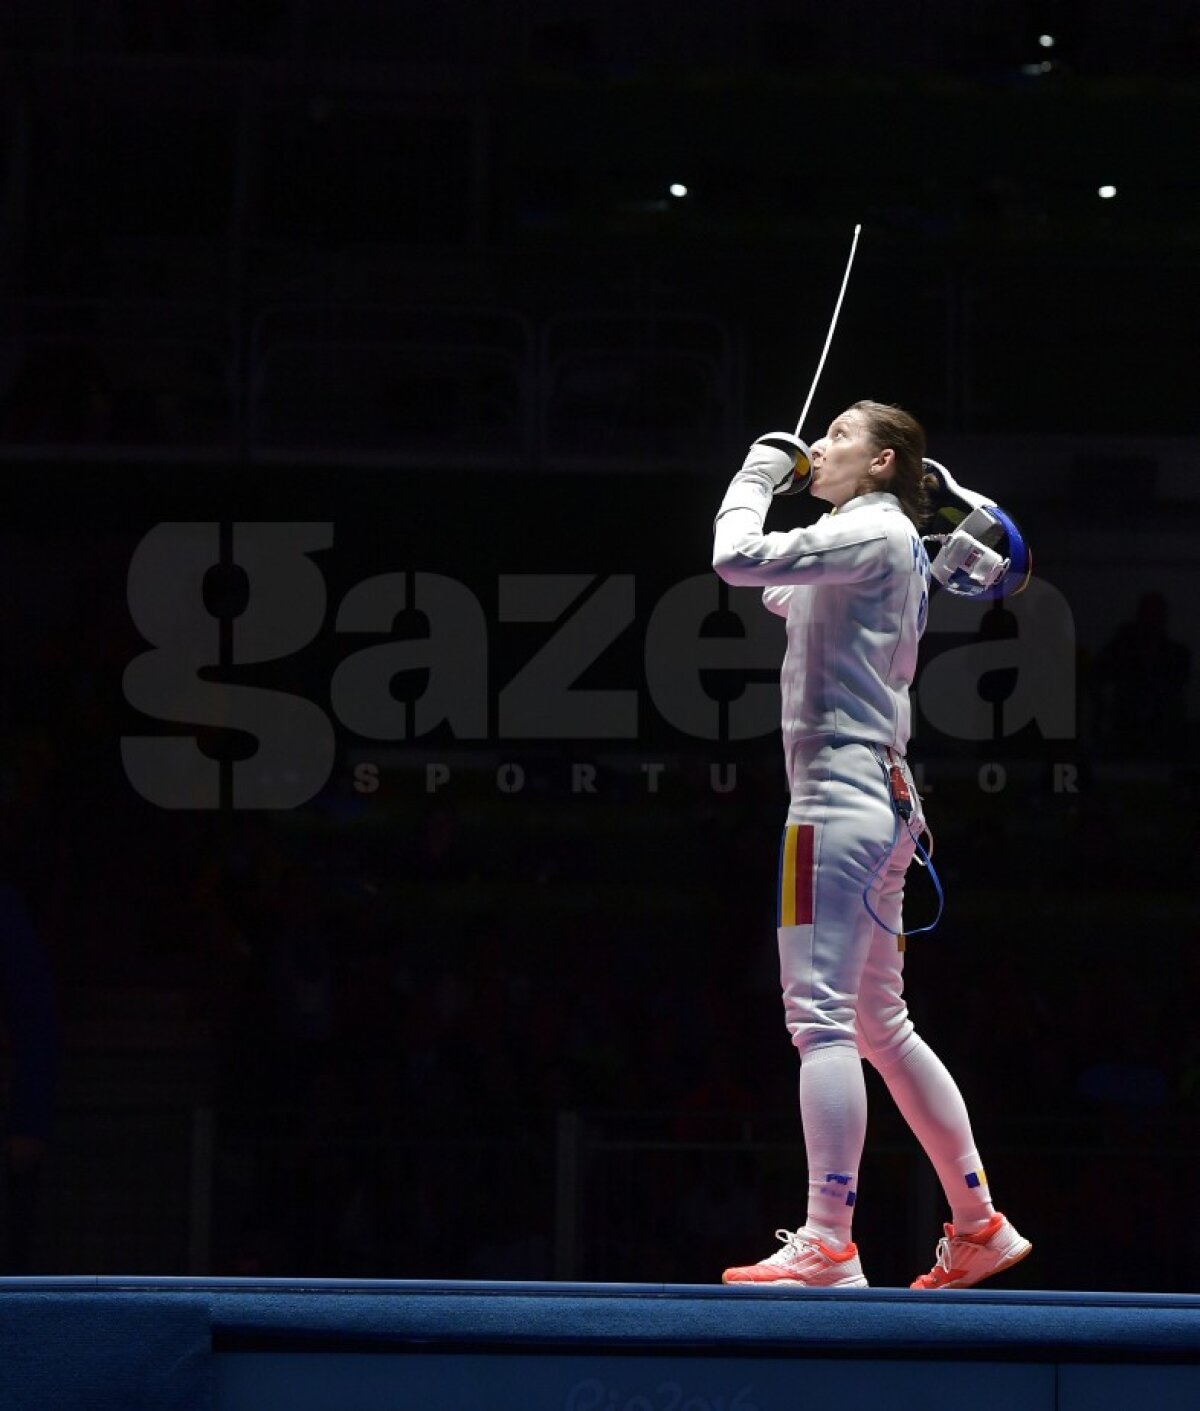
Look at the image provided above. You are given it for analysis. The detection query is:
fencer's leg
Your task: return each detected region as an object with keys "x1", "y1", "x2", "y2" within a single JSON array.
[
  {"x1": 781, "y1": 910, "x2": 867, "y2": 1245},
  {"x1": 856, "y1": 846, "x2": 996, "y2": 1232},
  {"x1": 794, "y1": 1027, "x2": 867, "y2": 1247},
  {"x1": 779, "y1": 743, "x2": 901, "y2": 1249},
  {"x1": 881, "y1": 1040, "x2": 996, "y2": 1231},
  {"x1": 777, "y1": 812, "x2": 874, "y2": 1249}
]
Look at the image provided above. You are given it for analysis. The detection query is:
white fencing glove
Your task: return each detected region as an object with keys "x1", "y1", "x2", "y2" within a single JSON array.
[{"x1": 737, "y1": 432, "x2": 812, "y2": 496}]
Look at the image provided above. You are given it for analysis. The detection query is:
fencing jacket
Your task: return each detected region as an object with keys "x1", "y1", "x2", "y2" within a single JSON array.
[{"x1": 713, "y1": 478, "x2": 929, "y2": 755}]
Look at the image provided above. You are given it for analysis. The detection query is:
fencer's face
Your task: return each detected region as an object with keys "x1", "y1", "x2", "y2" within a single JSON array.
[{"x1": 809, "y1": 410, "x2": 890, "y2": 507}]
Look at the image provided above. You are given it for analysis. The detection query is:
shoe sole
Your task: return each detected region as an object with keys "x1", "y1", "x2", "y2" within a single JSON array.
[
  {"x1": 722, "y1": 1276, "x2": 869, "y2": 1289},
  {"x1": 922, "y1": 1237, "x2": 1033, "y2": 1291}
]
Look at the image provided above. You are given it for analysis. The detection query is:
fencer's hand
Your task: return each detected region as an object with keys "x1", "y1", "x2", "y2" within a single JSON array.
[{"x1": 737, "y1": 432, "x2": 812, "y2": 496}]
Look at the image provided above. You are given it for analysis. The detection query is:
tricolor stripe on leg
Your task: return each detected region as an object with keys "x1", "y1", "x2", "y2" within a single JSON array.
[{"x1": 778, "y1": 824, "x2": 815, "y2": 927}]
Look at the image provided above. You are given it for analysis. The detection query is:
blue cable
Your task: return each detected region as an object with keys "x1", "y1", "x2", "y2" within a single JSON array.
[
  {"x1": 860, "y1": 762, "x2": 945, "y2": 938},
  {"x1": 901, "y1": 819, "x2": 944, "y2": 936}
]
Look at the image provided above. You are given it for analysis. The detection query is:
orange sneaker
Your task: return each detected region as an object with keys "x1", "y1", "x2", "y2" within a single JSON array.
[
  {"x1": 722, "y1": 1228, "x2": 868, "y2": 1288},
  {"x1": 910, "y1": 1212, "x2": 1032, "y2": 1290}
]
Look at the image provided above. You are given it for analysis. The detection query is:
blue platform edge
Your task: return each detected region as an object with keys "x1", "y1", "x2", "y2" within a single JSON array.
[{"x1": 3, "y1": 1278, "x2": 1200, "y2": 1358}]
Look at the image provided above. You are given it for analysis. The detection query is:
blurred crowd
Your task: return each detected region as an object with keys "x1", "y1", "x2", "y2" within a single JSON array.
[
  {"x1": 0, "y1": 0, "x2": 1197, "y2": 1288},
  {"x1": 1, "y1": 566, "x2": 1194, "y2": 1283}
]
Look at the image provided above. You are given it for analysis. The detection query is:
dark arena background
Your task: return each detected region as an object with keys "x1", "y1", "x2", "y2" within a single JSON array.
[{"x1": 1, "y1": 2, "x2": 1200, "y2": 1407}]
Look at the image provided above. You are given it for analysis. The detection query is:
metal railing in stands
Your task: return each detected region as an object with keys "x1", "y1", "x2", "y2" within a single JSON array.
[{"x1": 10, "y1": 1099, "x2": 1186, "y2": 1287}]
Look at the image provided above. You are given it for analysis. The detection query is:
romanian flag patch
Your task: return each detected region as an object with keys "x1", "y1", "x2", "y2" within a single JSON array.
[{"x1": 777, "y1": 824, "x2": 815, "y2": 928}]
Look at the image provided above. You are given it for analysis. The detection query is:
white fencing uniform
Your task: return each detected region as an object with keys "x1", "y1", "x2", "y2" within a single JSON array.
[
  {"x1": 713, "y1": 473, "x2": 930, "y2": 1057},
  {"x1": 714, "y1": 476, "x2": 927, "y2": 753},
  {"x1": 713, "y1": 470, "x2": 996, "y2": 1247},
  {"x1": 713, "y1": 451, "x2": 1023, "y2": 1280}
]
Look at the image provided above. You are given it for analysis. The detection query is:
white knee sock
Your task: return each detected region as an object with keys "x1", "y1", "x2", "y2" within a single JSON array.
[
  {"x1": 798, "y1": 1042, "x2": 867, "y2": 1248},
  {"x1": 874, "y1": 1038, "x2": 995, "y2": 1232}
]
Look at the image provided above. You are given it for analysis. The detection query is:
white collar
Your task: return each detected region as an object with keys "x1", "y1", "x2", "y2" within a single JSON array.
[{"x1": 827, "y1": 491, "x2": 903, "y2": 516}]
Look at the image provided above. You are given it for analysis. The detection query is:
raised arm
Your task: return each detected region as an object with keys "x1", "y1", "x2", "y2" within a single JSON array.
[{"x1": 713, "y1": 437, "x2": 888, "y2": 588}]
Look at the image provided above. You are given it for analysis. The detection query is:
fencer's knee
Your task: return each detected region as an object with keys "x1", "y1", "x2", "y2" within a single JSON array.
[
  {"x1": 856, "y1": 1013, "x2": 918, "y2": 1071},
  {"x1": 786, "y1": 1021, "x2": 860, "y2": 1060}
]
